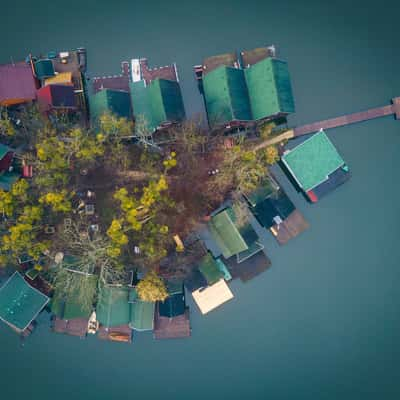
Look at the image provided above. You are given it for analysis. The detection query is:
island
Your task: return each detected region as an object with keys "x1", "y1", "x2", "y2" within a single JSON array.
[{"x1": 0, "y1": 43, "x2": 396, "y2": 344}]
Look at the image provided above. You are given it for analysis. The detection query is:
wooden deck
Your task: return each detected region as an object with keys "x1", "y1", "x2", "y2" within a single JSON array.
[
  {"x1": 52, "y1": 317, "x2": 88, "y2": 338},
  {"x1": 294, "y1": 97, "x2": 400, "y2": 136},
  {"x1": 270, "y1": 210, "x2": 309, "y2": 245},
  {"x1": 153, "y1": 305, "x2": 191, "y2": 340}
]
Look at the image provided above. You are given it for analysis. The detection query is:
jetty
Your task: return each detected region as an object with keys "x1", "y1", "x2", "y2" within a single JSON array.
[
  {"x1": 251, "y1": 97, "x2": 400, "y2": 152},
  {"x1": 294, "y1": 97, "x2": 400, "y2": 136}
]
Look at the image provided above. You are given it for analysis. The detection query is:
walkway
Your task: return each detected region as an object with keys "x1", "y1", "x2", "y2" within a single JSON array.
[{"x1": 294, "y1": 97, "x2": 400, "y2": 136}]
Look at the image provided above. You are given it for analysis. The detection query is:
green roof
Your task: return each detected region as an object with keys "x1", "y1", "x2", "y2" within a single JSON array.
[
  {"x1": 208, "y1": 207, "x2": 260, "y2": 259},
  {"x1": 129, "y1": 289, "x2": 155, "y2": 331},
  {"x1": 130, "y1": 79, "x2": 185, "y2": 133},
  {"x1": 198, "y1": 253, "x2": 224, "y2": 285},
  {"x1": 203, "y1": 66, "x2": 252, "y2": 127},
  {"x1": 51, "y1": 274, "x2": 97, "y2": 320},
  {"x1": 34, "y1": 59, "x2": 55, "y2": 79},
  {"x1": 0, "y1": 172, "x2": 19, "y2": 191},
  {"x1": 96, "y1": 286, "x2": 131, "y2": 327},
  {"x1": 281, "y1": 130, "x2": 345, "y2": 192},
  {"x1": 0, "y1": 272, "x2": 49, "y2": 331},
  {"x1": 90, "y1": 89, "x2": 132, "y2": 122},
  {"x1": 0, "y1": 143, "x2": 11, "y2": 160},
  {"x1": 245, "y1": 58, "x2": 295, "y2": 120},
  {"x1": 202, "y1": 57, "x2": 295, "y2": 127}
]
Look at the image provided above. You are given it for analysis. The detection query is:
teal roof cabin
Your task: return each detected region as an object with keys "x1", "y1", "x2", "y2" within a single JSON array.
[
  {"x1": 281, "y1": 130, "x2": 350, "y2": 203},
  {"x1": 96, "y1": 286, "x2": 131, "y2": 328},
  {"x1": 0, "y1": 272, "x2": 49, "y2": 333},
  {"x1": 130, "y1": 79, "x2": 185, "y2": 133},
  {"x1": 197, "y1": 45, "x2": 295, "y2": 129},
  {"x1": 128, "y1": 288, "x2": 155, "y2": 331},
  {"x1": 208, "y1": 206, "x2": 264, "y2": 263},
  {"x1": 89, "y1": 89, "x2": 132, "y2": 123},
  {"x1": 130, "y1": 57, "x2": 185, "y2": 135}
]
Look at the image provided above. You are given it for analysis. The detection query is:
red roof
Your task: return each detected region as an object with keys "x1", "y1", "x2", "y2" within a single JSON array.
[
  {"x1": 139, "y1": 59, "x2": 178, "y2": 84},
  {"x1": 91, "y1": 75, "x2": 130, "y2": 94},
  {"x1": 0, "y1": 63, "x2": 37, "y2": 106}
]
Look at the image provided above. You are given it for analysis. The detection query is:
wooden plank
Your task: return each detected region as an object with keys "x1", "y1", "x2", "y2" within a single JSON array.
[{"x1": 294, "y1": 104, "x2": 396, "y2": 136}]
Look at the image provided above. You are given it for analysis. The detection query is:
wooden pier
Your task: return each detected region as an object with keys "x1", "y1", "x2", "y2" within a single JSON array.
[{"x1": 294, "y1": 97, "x2": 400, "y2": 136}]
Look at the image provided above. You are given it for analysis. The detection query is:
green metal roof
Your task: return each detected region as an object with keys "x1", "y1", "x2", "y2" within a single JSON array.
[
  {"x1": 0, "y1": 272, "x2": 49, "y2": 331},
  {"x1": 203, "y1": 66, "x2": 252, "y2": 127},
  {"x1": 208, "y1": 207, "x2": 250, "y2": 259},
  {"x1": 281, "y1": 130, "x2": 345, "y2": 192},
  {"x1": 202, "y1": 57, "x2": 295, "y2": 127},
  {"x1": 0, "y1": 172, "x2": 19, "y2": 191},
  {"x1": 130, "y1": 79, "x2": 185, "y2": 133},
  {"x1": 90, "y1": 89, "x2": 132, "y2": 122},
  {"x1": 34, "y1": 59, "x2": 55, "y2": 79},
  {"x1": 0, "y1": 143, "x2": 11, "y2": 160},
  {"x1": 245, "y1": 58, "x2": 295, "y2": 120},
  {"x1": 51, "y1": 274, "x2": 97, "y2": 320},
  {"x1": 198, "y1": 253, "x2": 224, "y2": 285},
  {"x1": 129, "y1": 289, "x2": 155, "y2": 331},
  {"x1": 96, "y1": 286, "x2": 131, "y2": 328}
]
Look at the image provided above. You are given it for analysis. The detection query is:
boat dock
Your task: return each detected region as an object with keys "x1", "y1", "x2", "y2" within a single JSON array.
[{"x1": 294, "y1": 97, "x2": 400, "y2": 136}]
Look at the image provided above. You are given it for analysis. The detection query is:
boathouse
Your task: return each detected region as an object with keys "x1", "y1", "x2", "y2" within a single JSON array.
[
  {"x1": 128, "y1": 288, "x2": 155, "y2": 332},
  {"x1": 0, "y1": 272, "x2": 49, "y2": 334},
  {"x1": 51, "y1": 271, "x2": 97, "y2": 338},
  {"x1": 0, "y1": 63, "x2": 37, "y2": 107},
  {"x1": 129, "y1": 58, "x2": 185, "y2": 136},
  {"x1": 208, "y1": 206, "x2": 264, "y2": 263},
  {"x1": 153, "y1": 282, "x2": 191, "y2": 339},
  {"x1": 89, "y1": 88, "x2": 132, "y2": 122},
  {"x1": 34, "y1": 49, "x2": 88, "y2": 112},
  {"x1": 191, "y1": 278, "x2": 234, "y2": 315},
  {"x1": 244, "y1": 178, "x2": 309, "y2": 244},
  {"x1": 281, "y1": 129, "x2": 350, "y2": 202},
  {"x1": 195, "y1": 46, "x2": 295, "y2": 130},
  {"x1": 96, "y1": 285, "x2": 132, "y2": 343}
]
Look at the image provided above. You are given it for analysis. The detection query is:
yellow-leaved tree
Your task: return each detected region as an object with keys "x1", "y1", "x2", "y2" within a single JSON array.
[{"x1": 136, "y1": 270, "x2": 168, "y2": 302}]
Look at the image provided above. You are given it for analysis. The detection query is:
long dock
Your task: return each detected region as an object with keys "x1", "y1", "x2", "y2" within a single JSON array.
[{"x1": 294, "y1": 97, "x2": 400, "y2": 136}]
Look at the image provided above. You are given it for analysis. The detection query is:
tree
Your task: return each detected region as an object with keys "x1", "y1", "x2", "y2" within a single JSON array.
[
  {"x1": 264, "y1": 145, "x2": 279, "y2": 165},
  {"x1": 136, "y1": 270, "x2": 168, "y2": 302},
  {"x1": 39, "y1": 190, "x2": 72, "y2": 213}
]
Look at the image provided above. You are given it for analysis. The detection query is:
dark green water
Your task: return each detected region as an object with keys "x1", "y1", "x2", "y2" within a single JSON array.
[{"x1": 1, "y1": 1, "x2": 400, "y2": 399}]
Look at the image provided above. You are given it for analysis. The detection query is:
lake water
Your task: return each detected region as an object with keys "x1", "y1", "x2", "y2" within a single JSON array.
[{"x1": 1, "y1": 0, "x2": 400, "y2": 399}]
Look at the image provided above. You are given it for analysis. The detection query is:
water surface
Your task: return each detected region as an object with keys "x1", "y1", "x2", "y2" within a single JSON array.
[{"x1": 1, "y1": 1, "x2": 400, "y2": 399}]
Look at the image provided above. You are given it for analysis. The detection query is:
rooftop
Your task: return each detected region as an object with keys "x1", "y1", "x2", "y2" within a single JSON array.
[
  {"x1": 191, "y1": 279, "x2": 234, "y2": 315},
  {"x1": 281, "y1": 130, "x2": 345, "y2": 192},
  {"x1": 129, "y1": 289, "x2": 155, "y2": 331},
  {"x1": 0, "y1": 272, "x2": 49, "y2": 332},
  {"x1": 0, "y1": 63, "x2": 37, "y2": 106},
  {"x1": 198, "y1": 253, "x2": 224, "y2": 285},
  {"x1": 202, "y1": 57, "x2": 294, "y2": 128},
  {"x1": 96, "y1": 286, "x2": 131, "y2": 328},
  {"x1": 130, "y1": 78, "x2": 185, "y2": 133}
]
